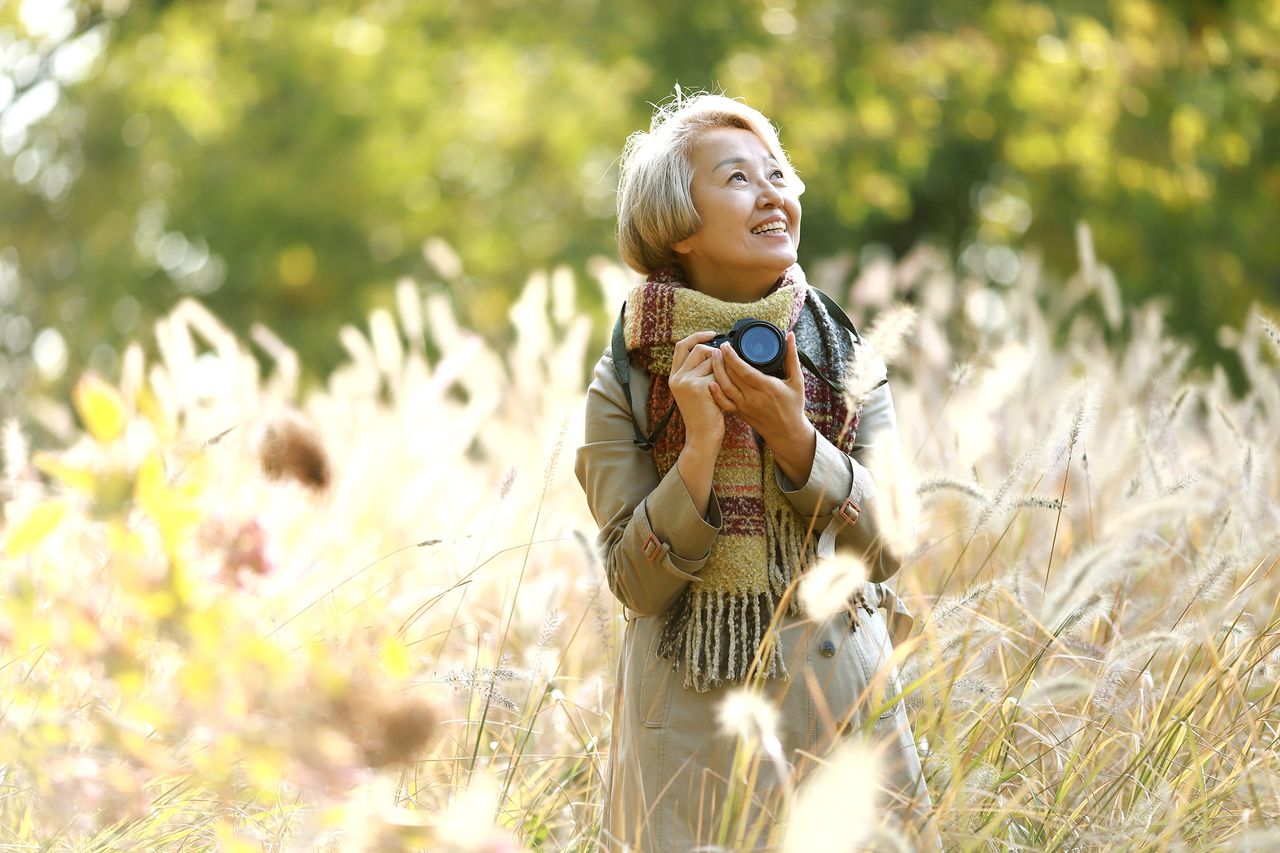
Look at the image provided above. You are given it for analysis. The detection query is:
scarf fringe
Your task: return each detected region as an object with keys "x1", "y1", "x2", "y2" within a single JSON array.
[
  {"x1": 627, "y1": 267, "x2": 863, "y2": 693},
  {"x1": 655, "y1": 502, "x2": 825, "y2": 693}
]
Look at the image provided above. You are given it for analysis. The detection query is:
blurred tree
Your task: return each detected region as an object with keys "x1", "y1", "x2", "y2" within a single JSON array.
[{"x1": 0, "y1": 0, "x2": 1276, "y2": 416}]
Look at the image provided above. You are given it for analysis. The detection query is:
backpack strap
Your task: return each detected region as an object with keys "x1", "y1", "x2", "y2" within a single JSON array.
[{"x1": 611, "y1": 304, "x2": 674, "y2": 450}]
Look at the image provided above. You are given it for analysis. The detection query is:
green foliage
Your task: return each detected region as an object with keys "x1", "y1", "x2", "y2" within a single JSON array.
[{"x1": 1, "y1": 0, "x2": 1277, "y2": 413}]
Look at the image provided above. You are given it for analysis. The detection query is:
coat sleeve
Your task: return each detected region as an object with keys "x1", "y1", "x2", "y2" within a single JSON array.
[
  {"x1": 574, "y1": 350, "x2": 722, "y2": 617},
  {"x1": 772, "y1": 359, "x2": 904, "y2": 583}
]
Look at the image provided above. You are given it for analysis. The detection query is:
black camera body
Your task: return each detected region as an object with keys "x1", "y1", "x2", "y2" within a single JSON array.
[{"x1": 709, "y1": 318, "x2": 787, "y2": 379}]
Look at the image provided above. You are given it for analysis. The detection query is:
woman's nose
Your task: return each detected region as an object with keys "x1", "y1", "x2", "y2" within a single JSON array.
[{"x1": 758, "y1": 185, "x2": 783, "y2": 207}]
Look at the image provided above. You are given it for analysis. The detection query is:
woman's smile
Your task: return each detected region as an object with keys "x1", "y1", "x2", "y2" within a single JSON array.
[{"x1": 671, "y1": 125, "x2": 803, "y2": 302}]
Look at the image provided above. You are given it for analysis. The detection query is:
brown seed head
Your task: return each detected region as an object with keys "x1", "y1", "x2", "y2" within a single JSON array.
[{"x1": 259, "y1": 415, "x2": 331, "y2": 491}]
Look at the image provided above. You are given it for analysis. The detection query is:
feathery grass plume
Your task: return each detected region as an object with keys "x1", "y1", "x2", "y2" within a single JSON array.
[
  {"x1": 1023, "y1": 674, "x2": 1096, "y2": 706},
  {"x1": 716, "y1": 688, "x2": 789, "y2": 788},
  {"x1": 947, "y1": 358, "x2": 976, "y2": 388},
  {"x1": 1238, "y1": 831, "x2": 1280, "y2": 852},
  {"x1": 917, "y1": 476, "x2": 989, "y2": 505},
  {"x1": 395, "y1": 276, "x2": 426, "y2": 352},
  {"x1": 2, "y1": 418, "x2": 28, "y2": 485},
  {"x1": 1057, "y1": 635, "x2": 1105, "y2": 660},
  {"x1": 865, "y1": 441, "x2": 920, "y2": 562},
  {"x1": 422, "y1": 236, "x2": 464, "y2": 281},
  {"x1": 1212, "y1": 401, "x2": 1243, "y2": 443},
  {"x1": 498, "y1": 466, "x2": 518, "y2": 501},
  {"x1": 1075, "y1": 220, "x2": 1098, "y2": 285},
  {"x1": 1168, "y1": 384, "x2": 1194, "y2": 422},
  {"x1": 1049, "y1": 589, "x2": 1111, "y2": 640},
  {"x1": 1257, "y1": 311, "x2": 1280, "y2": 361},
  {"x1": 1042, "y1": 382, "x2": 1099, "y2": 470},
  {"x1": 249, "y1": 321, "x2": 300, "y2": 397},
  {"x1": 1182, "y1": 552, "x2": 1237, "y2": 610},
  {"x1": 969, "y1": 448, "x2": 1034, "y2": 537},
  {"x1": 864, "y1": 301, "x2": 918, "y2": 368},
  {"x1": 1014, "y1": 495, "x2": 1065, "y2": 512},
  {"x1": 935, "y1": 627, "x2": 1004, "y2": 664},
  {"x1": 841, "y1": 335, "x2": 889, "y2": 410},
  {"x1": 962, "y1": 762, "x2": 1000, "y2": 803},
  {"x1": 531, "y1": 610, "x2": 563, "y2": 676},
  {"x1": 1096, "y1": 265, "x2": 1124, "y2": 330},
  {"x1": 441, "y1": 655, "x2": 524, "y2": 713},
  {"x1": 1159, "y1": 472, "x2": 1198, "y2": 497},
  {"x1": 798, "y1": 555, "x2": 868, "y2": 622},
  {"x1": 544, "y1": 419, "x2": 567, "y2": 486},
  {"x1": 1002, "y1": 559, "x2": 1031, "y2": 608},
  {"x1": 257, "y1": 412, "x2": 331, "y2": 491},
  {"x1": 369, "y1": 307, "x2": 405, "y2": 387},
  {"x1": 946, "y1": 674, "x2": 1004, "y2": 706},
  {"x1": 717, "y1": 687, "x2": 781, "y2": 745},
  {"x1": 928, "y1": 580, "x2": 997, "y2": 628},
  {"x1": 1041, "y1": 541, "x2": 1127, "y2": 627},
  {"x1": 781, "y1": 740, "x2": 878, "y2": 853}
]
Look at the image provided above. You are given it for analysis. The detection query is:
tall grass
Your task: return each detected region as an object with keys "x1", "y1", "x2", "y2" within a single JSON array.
[{"x1": 1, "y1": 231, "x2": 1277, "y2": 850}]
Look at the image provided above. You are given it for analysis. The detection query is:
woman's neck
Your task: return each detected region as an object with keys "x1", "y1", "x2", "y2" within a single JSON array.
[{"x1": 678, "y1": 263, "x2": 785, "y2": 303}]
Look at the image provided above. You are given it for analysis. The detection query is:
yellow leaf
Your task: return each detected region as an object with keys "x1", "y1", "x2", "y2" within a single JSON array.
[
  {"x1": 72, "y1": 373, "x2": 128, "y2": 443},
  {"x1": 136, "y1": 383, "x2": 175, "y2": 441},
  {"x1": 380, "y1": 635, "x2": 413, "y2": 679},
  {"x1": 32, "y1": 452, "x2": 95, "y2": 494},
  {"x1": 4, "y1": 500, "x2": 67, "y2": 556},
  {"x1": 134, "y1": 452, "x2": 168, "y2": 520}
]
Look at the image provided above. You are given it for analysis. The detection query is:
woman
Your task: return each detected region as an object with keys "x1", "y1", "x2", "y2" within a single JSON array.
[{"x1": 574, "y1": 93, "x2": 939, "y2": 851}]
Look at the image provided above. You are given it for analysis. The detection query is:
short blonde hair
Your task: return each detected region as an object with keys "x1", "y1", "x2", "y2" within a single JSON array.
[{"x1": 616, "y1": 93, "x2": 805, "y2": 275}]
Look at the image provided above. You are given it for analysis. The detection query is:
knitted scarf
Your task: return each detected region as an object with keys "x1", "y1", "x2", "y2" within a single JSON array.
[{"x1": 624, "y1": 264, "x2": 863, "y2": 692}]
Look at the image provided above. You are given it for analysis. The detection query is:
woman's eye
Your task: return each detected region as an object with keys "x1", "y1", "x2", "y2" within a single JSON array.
[
  {"x1": 730, "y1": 172, "x2": 747, "y2": 182},
  {"x1": 771, "y1": 169, "x2": 785, "y2": 180}
]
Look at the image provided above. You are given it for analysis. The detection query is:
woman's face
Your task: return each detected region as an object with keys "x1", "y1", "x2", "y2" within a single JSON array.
[{"x1": 672, "y1": 126, "x2": 802, "y2": 302}]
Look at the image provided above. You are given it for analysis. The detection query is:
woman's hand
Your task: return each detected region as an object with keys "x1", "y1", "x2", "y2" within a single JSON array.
[
  {"x1": 669, "y1": 331, "x2": 725, "y2": 518},
  {"x1": 669, "y1": 331, "x2": 725, "y2": 450},
  {"x1": 709, "y1": 331, "x2": 816, "y2": 485}
]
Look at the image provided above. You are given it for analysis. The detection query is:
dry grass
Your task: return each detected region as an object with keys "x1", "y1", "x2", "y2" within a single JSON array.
[{"x1": 1, "y1": 232, "x2": 1278, "y2": 850}]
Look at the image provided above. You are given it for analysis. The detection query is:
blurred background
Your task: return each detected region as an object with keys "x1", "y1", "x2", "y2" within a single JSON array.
[{"x1": 1, "y1": 0, "x2": 1277, "y2": 421}]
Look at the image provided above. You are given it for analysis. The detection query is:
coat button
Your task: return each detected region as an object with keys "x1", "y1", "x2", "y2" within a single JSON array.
[{"x1": 819, "y1": 640, "x2": 836, "y2": 658}]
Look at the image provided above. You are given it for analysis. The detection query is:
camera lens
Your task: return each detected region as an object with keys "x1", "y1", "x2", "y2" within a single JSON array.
[{"x1": 739, "y1": 324, "x2": 782, "y2": 365}]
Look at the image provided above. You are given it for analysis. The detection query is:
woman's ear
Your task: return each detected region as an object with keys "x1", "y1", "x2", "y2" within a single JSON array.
[{"x1": 671, "y1": 239, "x2": 692, "y2": 256}]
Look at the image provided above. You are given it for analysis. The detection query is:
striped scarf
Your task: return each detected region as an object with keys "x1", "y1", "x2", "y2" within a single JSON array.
[{"x1": 624, "y1": 264, "x2": 861, "y2": 692}]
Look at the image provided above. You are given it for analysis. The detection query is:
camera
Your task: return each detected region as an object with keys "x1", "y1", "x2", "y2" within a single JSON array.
[{"x1": 709, "y1": 318, "x2": 787, "y2": 379}]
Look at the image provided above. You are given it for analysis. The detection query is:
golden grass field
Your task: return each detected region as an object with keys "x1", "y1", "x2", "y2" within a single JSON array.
[{"x1": 3, "y1": 230, "x2": 1279, "y2": 851}]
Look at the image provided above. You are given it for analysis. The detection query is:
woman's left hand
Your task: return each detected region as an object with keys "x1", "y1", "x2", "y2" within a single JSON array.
[{"x1": 711, "y1": 327, "x2": 808, "y2": 450}]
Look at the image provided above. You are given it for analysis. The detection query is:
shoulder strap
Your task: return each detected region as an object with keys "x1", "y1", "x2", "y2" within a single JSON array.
[
  {"x1": 803, "y1": 288, "x2": 889, "y2": 396},
  {"x1": 611, "y1": 304, "x2": 674, "y2": 450},
  {"x1": 811, "y1": 287, "x2": 862, "y2": 344}
]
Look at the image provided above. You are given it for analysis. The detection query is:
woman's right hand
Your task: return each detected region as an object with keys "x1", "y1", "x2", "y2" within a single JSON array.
[{"x1": 669, "y1": 331, "x2": 725, "y2": 451}]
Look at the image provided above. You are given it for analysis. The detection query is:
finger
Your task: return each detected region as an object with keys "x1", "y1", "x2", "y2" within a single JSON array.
[
  {"x1": 785, "y1": 331, "x2": 804, "y2": 391},
  {"x1": 675, "y1": 342, "x2": 715, "y2": 376},
  {"x1": 719, "y1": 341, "x2": 765, "y2": 388},
  {"x1": 709, "y1": 381, "x2": 738, "y2": 413},
  {"x1": 710, "y1": 348, "x2": 744, "y2": 403},
  {"x1": 672, "y1": 331, "x2": 717, "y2": 373}
]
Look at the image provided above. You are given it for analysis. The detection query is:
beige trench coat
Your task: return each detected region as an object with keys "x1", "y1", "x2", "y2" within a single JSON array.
[{"x1": 575, "y1": 341, "x2": 940, "y2": 852}]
